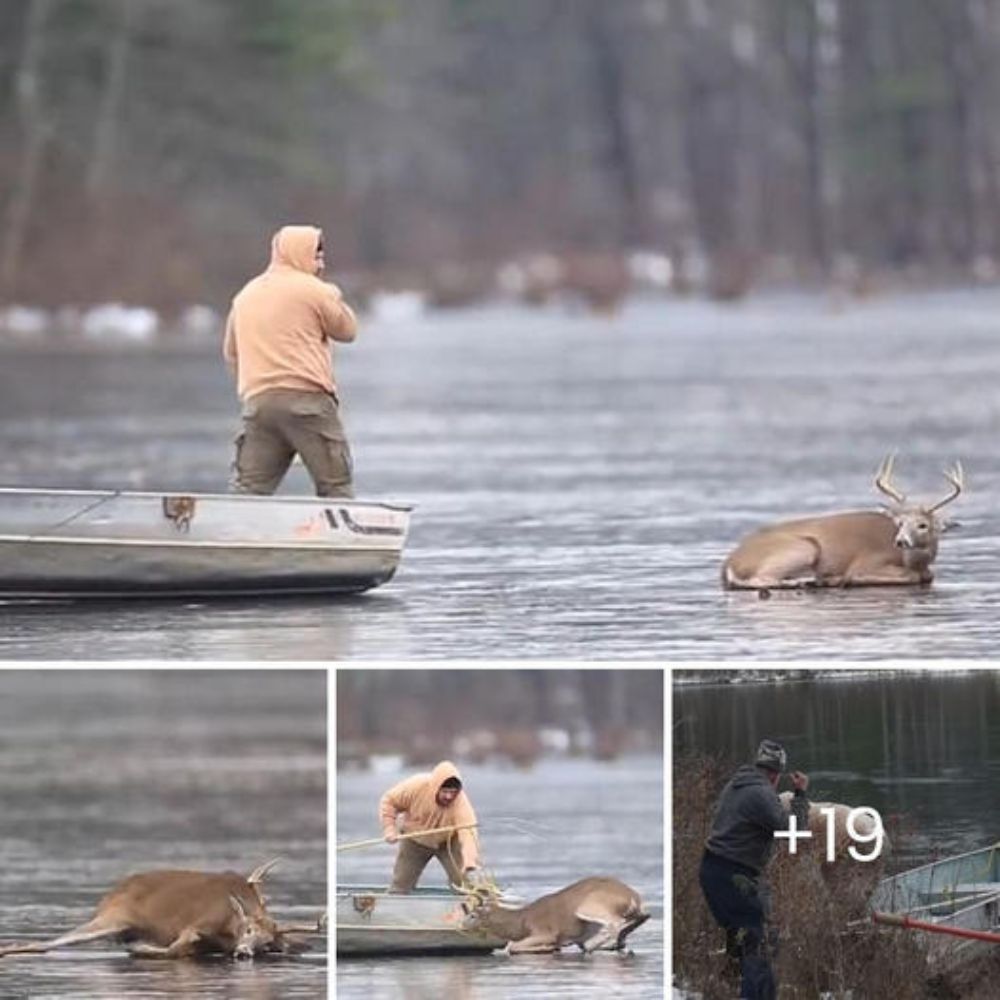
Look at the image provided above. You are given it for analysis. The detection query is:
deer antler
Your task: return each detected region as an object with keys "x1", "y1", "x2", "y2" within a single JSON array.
[
  {"x1": 247, "y1": 857, "x2": 282, "y2": 884},
  {"x1": 928, "y1": 461, "x2": 964, "y2": 512},
  {"x1": 229, "y1": 894, "x2": 249, "y2": 920},
  {"x1": 874, "y1": 453, "x2": 906, "y2": 504}
]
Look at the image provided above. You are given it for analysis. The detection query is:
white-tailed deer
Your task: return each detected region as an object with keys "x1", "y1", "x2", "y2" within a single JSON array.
[
  {"x1": 776, "y1": 793, "x2": 888, "y2": 909},
  {"x1": 463, "y1": 876, "x2": 649, "y2": 954},
  {"x1": 722, "y1": 456, "x2": 964, "y2": 590},
  {"x1": 777, "y1": 793, "x2": 888, "y2": 863},
  {"x1": 0, "y1": 858, "x2": 323, "y2": 960}
]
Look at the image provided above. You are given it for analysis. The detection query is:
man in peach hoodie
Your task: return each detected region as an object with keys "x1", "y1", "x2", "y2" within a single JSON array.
[
  {"x1": 223, "y1": 225, "x2": 358, "y2": 496},
  {"x1": 380, "y1": 760, "x2": 482, "y2": 893}
]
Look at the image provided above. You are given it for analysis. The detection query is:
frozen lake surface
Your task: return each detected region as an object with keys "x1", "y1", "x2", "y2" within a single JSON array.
[{"x1": 2, "y1": 289, "x2": 999, "y2": 658}]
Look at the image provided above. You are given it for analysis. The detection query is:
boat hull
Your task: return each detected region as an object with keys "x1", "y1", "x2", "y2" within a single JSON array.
[
  {"x1": 871, "y1": 844, "x2": 1000, "y2": 968},
  {"x1": 0, "y1": 488, "x2": 412, "y2": 599},
  {"x1": 337, "y1": 886, "x2": 507, "y2": 956}
]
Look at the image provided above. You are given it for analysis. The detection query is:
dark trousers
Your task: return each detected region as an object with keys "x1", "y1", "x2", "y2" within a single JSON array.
[{"x1": 699, "y1": 850, "x2": 776, "y2": 1000}]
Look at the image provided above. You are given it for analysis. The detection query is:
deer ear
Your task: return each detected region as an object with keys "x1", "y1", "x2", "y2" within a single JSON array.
[{"x1": 938, "y1": 517, "x2": 961, "y2": 534}]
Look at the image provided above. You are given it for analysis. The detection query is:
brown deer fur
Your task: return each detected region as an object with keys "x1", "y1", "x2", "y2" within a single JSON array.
[
  {"x1": 465, "y1": 876, "x2": 649, "y2": 954},
  {"x1": 0, "y1": 861, "x2": 321, "y2": 960}
]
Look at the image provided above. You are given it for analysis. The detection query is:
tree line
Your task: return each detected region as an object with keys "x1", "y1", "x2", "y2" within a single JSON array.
[
  {"x1": 337, "y1": 669, "x2": 664, "y2": 755},
  {"x1": 3, "y1": 0, "x2": 999, "y2": 311}
]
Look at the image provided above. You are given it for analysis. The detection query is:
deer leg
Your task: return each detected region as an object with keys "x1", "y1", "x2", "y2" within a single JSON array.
[
  {"x1": 844, "y1": 562, "x2": 926, "y2": 587},
  {"x1": 506, "y1": 934, "x2": 559, "y2": 954},
  {"x1": 580, "y1": 921, "x2": 618, "y2": 954},
  {"x1": 575, "y1": 909, "x2": 621, "y2": 953},
  {"x1": 615, "y1": 911, "x2": 650, "y2": 950},
  {"x1": 129, "y1": 927, "x2": 202, "y2": 959},
  {"x1": 729, "y1": 539, "x2": 822, "y2": 590},
  {"x1": 0, "y1": 917, "x2": 126, "y2": 957}
]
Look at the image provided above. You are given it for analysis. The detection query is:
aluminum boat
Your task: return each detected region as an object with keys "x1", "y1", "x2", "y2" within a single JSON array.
[
  {"x1": 871, "y1": 844, "x2": 1000, "y2": 967},
  {"x1": 336, "y1": 885, "x2": 509, "y2": 956},
  {"x1": 0, "y1": 487, "x2": 412, "y2": 598}
]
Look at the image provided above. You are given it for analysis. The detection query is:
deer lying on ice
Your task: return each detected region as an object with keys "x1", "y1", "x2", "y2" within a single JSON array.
[
  {"x1": 0, "y1": 858, "x2": 323, "y2": 960},
  {"x1": 463, "y1": 876, "x2": 649, "y2": 954},
  {"x1": 722, "y1": 455, "x2": 964, "y2": 591}
]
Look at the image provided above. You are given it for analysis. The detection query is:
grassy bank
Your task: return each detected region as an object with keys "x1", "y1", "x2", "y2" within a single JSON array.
[{"x1": 672, "y1": 754, "x2": 999, "y2": 999}]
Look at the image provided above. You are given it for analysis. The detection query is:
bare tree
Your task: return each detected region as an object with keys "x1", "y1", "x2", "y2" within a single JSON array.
[
  {"x1": 86, "y1": 0, "x2": 139, "y2": 199},
  {"x1": 1, "y1": 0, "x2": 54, "y2": 299}
]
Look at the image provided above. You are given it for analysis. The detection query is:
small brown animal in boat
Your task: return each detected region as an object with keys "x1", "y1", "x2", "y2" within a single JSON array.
[
  {"x1": 722, "y1": 456, "x2": 963, "y2": 591},
  {"x1": 464, "y1": 876, "x2": 649, "y2": 954},
  {"x1": 0, "y1": 858, "x2": 322, "y2": 960},
  {"x1": 162, "y1": 495, "x2": 197, "y2": 532}
]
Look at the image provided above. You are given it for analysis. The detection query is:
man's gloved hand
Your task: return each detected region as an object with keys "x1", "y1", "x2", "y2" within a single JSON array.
[
  {"x1": 464, "y1": 867, "x2": 490, "y2": 889},
  {"x1": 384, "y1": 829, "x2": 399, "y2": 844}
]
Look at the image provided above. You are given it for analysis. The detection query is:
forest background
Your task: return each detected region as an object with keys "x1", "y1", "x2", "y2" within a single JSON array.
[{"x1": 4, "y1": 0, "x2": 999, "y2": 312}]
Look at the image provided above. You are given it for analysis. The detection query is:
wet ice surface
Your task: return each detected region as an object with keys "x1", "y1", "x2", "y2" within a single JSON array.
[
  {"x1": 336, "y1": 756, "x2": 664, "y2": 1000},
  {"x1": 2, "y1": 289, "x2": 1000, "y2": 659},
  {"x1": 0, "y1": 671, "x2": 327, "y2": 998}
]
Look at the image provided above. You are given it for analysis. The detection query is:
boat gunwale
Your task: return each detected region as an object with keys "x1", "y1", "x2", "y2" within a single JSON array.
[
  {"x1": 0, "y1": 486, "x2": 414, "y2": 512},
  {"x1": 876, "y1": 844, "x2": 1000, "y2": 892},
  {"x1": 0, "y1": 583, "x2": 390, "y2": 599},
  {"x1": 337, "y1": 887, "x2": 468, "y2": 899},
  {"x1": 335, "y1": 924, "x2": 483, "y2": 933},
  {"x1": 0, "y1": 534, "x2": 405, "y2": 552},
  {"x1": 336, "y1": 885, "x2": 523, "y2": 902},
  {"x1": 872, "y1": 844, "x2": 1000, "y2": 921},
  {"x1": 872, "y1": 894, "x2": 1000, "y2": 925}
]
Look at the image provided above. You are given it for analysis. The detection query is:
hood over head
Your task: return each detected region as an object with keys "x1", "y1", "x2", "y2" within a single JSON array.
[
  {"x1": 379, "y1": 758, "x2": 479, "y2": 867},
  {"x1": 268, "y1": 225, "x2": 322, "y2": 274},
  {"x1": 429, "y1": 760, "x2": 463, "y2": 793}
]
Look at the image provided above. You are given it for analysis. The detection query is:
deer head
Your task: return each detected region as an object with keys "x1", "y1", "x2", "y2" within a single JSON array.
[
  {"x1": 229, "y1": 893, "x2": 280, "y2": 960},
  {"x1": 874, "y1": 455, "x2": 964, "y2": 552},
  {"x1": 460, "y1": 886, "x2": 527, "y2": 941},
  {"x1": 228, "y1": 858, "x2": 286, "y2": 959}
]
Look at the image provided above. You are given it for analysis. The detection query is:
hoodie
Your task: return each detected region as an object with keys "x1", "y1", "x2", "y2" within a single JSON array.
[
  {"x1": 223, "y1": 225, "x2": 357, "y2": 402},
  {"x1": 705, "y1": 765, "x2": 809, "y2": 874},
  {"x1": 379, "y1": 760, "x2": 481, "y2": 869}
]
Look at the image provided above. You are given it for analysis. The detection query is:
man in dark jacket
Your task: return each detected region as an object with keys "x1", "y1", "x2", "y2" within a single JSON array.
[{"x1": 699, "y1": 739, "x2": 810, "y2": 1000}]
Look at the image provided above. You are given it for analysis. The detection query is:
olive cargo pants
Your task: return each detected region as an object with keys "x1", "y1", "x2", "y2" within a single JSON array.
[
  {"x1": 232, "y1": 388, "x2": 353, "y2": 498},
  {"x1": 390, "y1": 838, "x2": 466, "y2": 893}
]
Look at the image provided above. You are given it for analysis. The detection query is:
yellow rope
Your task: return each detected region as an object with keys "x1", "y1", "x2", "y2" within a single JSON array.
[{"x1": 336, "y1": 822, "x2": 479, "y2": 852}]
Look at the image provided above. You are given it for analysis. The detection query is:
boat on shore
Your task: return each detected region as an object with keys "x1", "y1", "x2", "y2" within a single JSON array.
[
  {"x1": 870, "y1": 844, "x2": 1000, "y2": 966},
  {"x1": 0, "y1": 487, "x2": 412, "y2": 599},
  {"x1": 336, "y1": 885, "x2": 510, "y2": 956}
]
